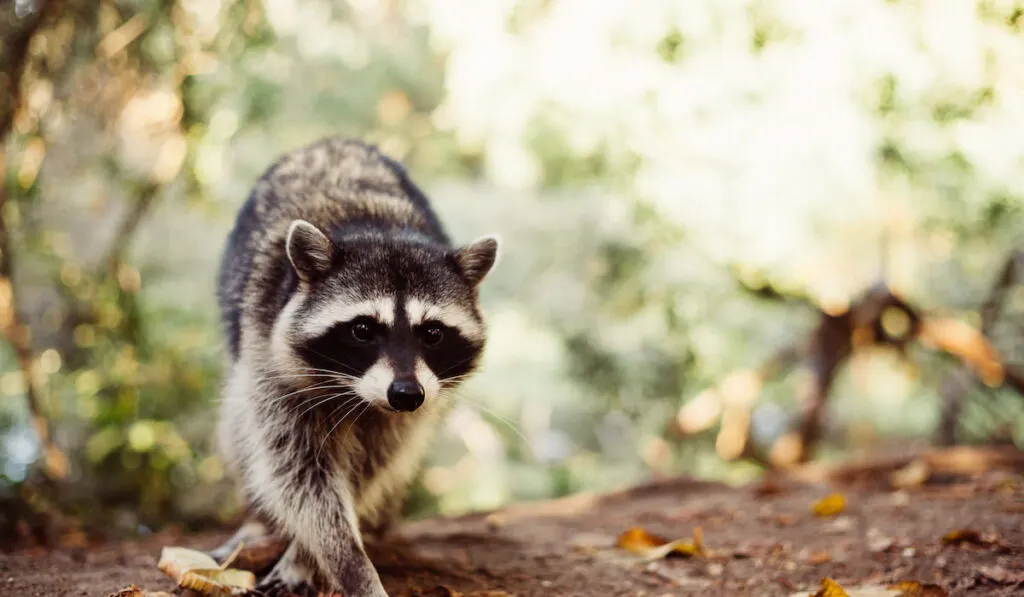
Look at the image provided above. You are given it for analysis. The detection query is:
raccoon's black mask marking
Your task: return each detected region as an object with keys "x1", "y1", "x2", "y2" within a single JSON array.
[
  {"x1": 298, "y1": 316, "x2": 384, "y2": 378},
  {"x1": 416, "y1": 321, "x2": 479, "y2": 381},
  {"x1": 286, "y1": 227, "x2": 489, "y2": 389},
  {"x1": 295, "y1": 307, "x2": 481, "y2": 384}
]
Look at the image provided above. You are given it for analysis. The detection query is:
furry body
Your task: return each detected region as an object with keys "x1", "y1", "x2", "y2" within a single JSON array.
[{"x1": 213, "y1": 138, "x2": 497, "y2": 596}]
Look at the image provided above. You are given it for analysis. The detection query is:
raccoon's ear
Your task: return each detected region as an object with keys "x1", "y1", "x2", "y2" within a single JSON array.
[
  {"x1": 286, "y1": 220, "x2": 335, "y2": 282},
  {"x1": 452, "y1": 235, "x2": 500, "y2": 287}
]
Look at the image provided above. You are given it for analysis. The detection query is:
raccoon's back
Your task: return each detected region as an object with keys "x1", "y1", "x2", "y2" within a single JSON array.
[{"x1": 216, "y1": 138, "x2": 449, "y2": 360}]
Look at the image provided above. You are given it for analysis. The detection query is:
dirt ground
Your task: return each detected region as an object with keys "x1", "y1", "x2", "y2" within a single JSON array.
[{"x1": 2, "y1": 447, "x2": 1023, "y2": 597}]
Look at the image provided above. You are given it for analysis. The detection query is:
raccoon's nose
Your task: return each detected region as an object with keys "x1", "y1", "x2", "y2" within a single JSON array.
[{"x1": 387, "y1": 380, "x2": 424, "y2": 412}]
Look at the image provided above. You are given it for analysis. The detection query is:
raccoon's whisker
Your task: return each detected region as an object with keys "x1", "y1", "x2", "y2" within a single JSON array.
[
  {"x1": 266, "y1": 378, "x2": 360, "y2": 395},
  {"x1": 316, "y1": 398, "x2": 371, "y2": 460},
  {"x1": 269, "y1": 382, "x2": 354, "y2": 397},
  {"x1": 293, "y1": 366, "x2": 358, "y2": 376},
  {"x1": 266, "y1": 380, "x2": 349, "y2": 404},
  {"x1": 296, "y1": 392, "x2": 359, "y2": 421},
  {"x1": 328, "y1": 394, "x2": 366, "y2": 429},
  {"x1": 312, "y1": 394, "x2": 357, "y2": 435},
  {"x1": 267, "y1": 380, "x2": 357, "y2": 396},
  {"x1": 433, "y1": 354, "x2": 483, "y2": 379},
  {"x1": 300, "y1": 346, "x2": 366, "y2": 377},
  {"x1": 289, "y1": 394, "x2": 341, "y2": 419},
  {"x1": 259, "y1": 372, "x2": 361, "y2": 384},
  {"x1": 288, "y1": 388, "x2": 354, "y2": 416},
  {"x1": 260, "y1": 373, "x2": 353, "y2": 381},
  {"x1": 439, "y1": 373, "x2": 474, "y2": 386},
  {"x1": 449, "y1": 390, "x2": 530, "y2": 449},
  {"x1": 344, "y1": 402, "x2": 374, "y2": 439},
  {"x1": 292, "y1": 368, "x2": 363, "y2": 381}
]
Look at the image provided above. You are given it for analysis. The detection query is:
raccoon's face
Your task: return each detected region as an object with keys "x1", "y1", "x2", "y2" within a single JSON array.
[{"x1": 270, "y1": 220, "x2": 498, "y2": 414}]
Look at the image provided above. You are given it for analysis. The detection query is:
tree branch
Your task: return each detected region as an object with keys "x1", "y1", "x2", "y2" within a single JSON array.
[
  {"x1": 0, "y1": 0, "x2": 69, "y2": 480},
  {"x1": 104, "y1": 182, "x2": 161, "y2": 278}
]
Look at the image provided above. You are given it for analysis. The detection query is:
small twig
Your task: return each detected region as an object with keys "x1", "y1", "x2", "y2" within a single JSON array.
[
  {"x1": 218, "y1": 541, "x2": 246, "y2": 570},
  {"x1": 937, "y1": 369, "x2": 973, "y2": 446},
  {"x1": 104, "y1": 182, "x2": 161, "y2": 278},
  {"x1": 979, "y1": 250, "x2": 1022, "y2": 335}
]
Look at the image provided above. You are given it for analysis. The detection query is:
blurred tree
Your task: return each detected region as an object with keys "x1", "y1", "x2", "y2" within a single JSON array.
[
  {"x1": 0, "y1": 0, "x2": 278, "y2": 543},
  {"x1": 421, "y1": 0, "x2": 1024, "y2": 476},
  {"x1": 3, "y1": 0, "x2": 1023, "y2": 545}
]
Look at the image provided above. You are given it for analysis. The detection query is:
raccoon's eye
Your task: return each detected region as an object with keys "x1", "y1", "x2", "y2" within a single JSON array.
[
  {"x1": 351, "y1": 319, "x2": 376, "y2": 343},
  {"x1": 421, "y1": 325, "x2": 444, "y2": 347}
]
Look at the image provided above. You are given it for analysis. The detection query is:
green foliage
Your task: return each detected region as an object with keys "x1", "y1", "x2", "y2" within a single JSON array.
[{"x1": 3, "y1": 0, "x2": 1024, "y2": 541}]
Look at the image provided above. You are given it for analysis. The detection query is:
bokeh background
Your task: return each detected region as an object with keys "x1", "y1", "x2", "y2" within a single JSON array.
[{"x1": 2, "y1": 0, "x2": 1023, "y2": 543}]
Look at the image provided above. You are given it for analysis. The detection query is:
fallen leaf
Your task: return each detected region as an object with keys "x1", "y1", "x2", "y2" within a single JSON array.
[
  {"x1": 158, "y1": 546, "x2": 220, "y2": 575},
  {"x1": 812, "y1": 494, "x2": 846, "y2": 518},
  {"x1": 752, "y1": 480, "x2": 788, "y2": 497},
  {"x1": 940, "y1": 529, "x2": 1003, "y2": 549},
  {"x1": 978, "y1": 565, "x2": 1024, "y2": 584},
  {"x1": 827, "y1": 516, "x2": 855, "y2": 533},
  {"x1": 157, "y1": 546, "x2": 255, "y2": 596},
  {"x1": 793, "y1": 579, "x2": 945, "y2": 597},
  {"x1": 866, "y1": 528, "x2": 895, "y2": 553},
  {"x1": 886, "y1": 581, "x2": 949, "y2": 596},
  {"x1": 811, "y1": 577, "x2": 850, "y2": 597},
  {"x1": 890, "y1": 459, "x2": 930, "y2": 489},
  {"x1": 106, "y1": 586, "x2": 176, "y2": 597},
  {"x1": 867, "y1": 536, "x2": 894, "y2": 553},
  {"x1": 615, "y1": 526, "x2": 705, "y2": 559},
  {"x1": 776, "y1": 514, "x2": 799, "y2": 527},
  {"x1": 941, "y1": 529, "x2": 982, "y2": 545},
  {"x1": 484, "y1": 512, "x2": 507, "y2": 530},
  {"x1": 806, "y1": 551, "x2": 833, "y2": 565}
]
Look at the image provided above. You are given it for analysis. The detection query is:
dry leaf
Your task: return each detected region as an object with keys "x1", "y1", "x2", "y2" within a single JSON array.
[
  {"x1": 157, "y1": 546, "x2": 255, "y2": 596},
  {"x1": 776, "y1": 514, "x2": 798, "y2": 527},
  {"x1": 890, "y1": 460, "x2": 930, "y2": 489},
  {"x1": 978, "y1": 565, "x2": 1024, "y2": 584},
  {"x1": 811, "y1": 578, "x2": 850, "y2": 597},
  {"x1": 106, "y1": 586, "x2": 176, "y2": 597},
  {"x1": 484, "y1": 512, "x2": 507, "y2": 530},
  {"x1": 806, "y1": 551, "x2": 833, "y2": 565},
  {"x1": 941, "y1": 529, "x2": 1001, "y2": 548},
  {"x1": 866, "y1": 528, "x2": 895, "y2": 553},
  {"x1": 752, "y1": 480, "x2": 788, "y2": 497},
  {"x1": 886, "y1": 581, "x2": 949, "y2": 596},
  {"x1": 793, "y1": 579, "x2": 948, "y2": 597},
  {"x1": 867, "y1": 536, "x2": 894, "y2": 553},
  {"x1": 615, "y1": 526, "x2": 705, "y2": 559},
  {"x1": 812, "y1": 494, "x2": 846, "y2": 518}
]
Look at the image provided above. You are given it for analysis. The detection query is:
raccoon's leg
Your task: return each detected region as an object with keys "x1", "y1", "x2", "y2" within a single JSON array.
[
  {"x1": 252, "y1": 430, "x2": 389, "y2": 597},
  {"x1": 208, "y1": 518, "x2": 272, "y2": 563}
]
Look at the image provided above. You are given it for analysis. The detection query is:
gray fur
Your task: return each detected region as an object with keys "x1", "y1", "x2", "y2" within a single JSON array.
[{"x1": 213, "y1": 138, "x2": 498, "y2": 596}]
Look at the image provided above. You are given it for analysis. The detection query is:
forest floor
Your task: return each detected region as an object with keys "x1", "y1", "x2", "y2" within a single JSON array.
[{"x1": 2, "y1": 447, "x2": 1023, "y2": 597}]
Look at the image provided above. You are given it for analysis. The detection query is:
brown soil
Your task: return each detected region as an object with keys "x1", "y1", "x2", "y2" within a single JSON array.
[{"x1": 2, "y1": 448, "x2": 1023, "y2": 597}]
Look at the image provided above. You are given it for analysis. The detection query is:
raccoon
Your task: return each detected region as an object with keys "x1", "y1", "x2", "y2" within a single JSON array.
[{"x1": 210, "y1": 138, "x2": 499, "y2": 597}]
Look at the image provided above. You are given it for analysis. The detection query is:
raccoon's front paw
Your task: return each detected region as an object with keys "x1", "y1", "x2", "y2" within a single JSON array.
[
  {"x1": 256, "y1": 552, "x2": 318, "y2": 597},
  {"x1": 255, "y1": 577, "x2": 317, "y2": 597}
]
